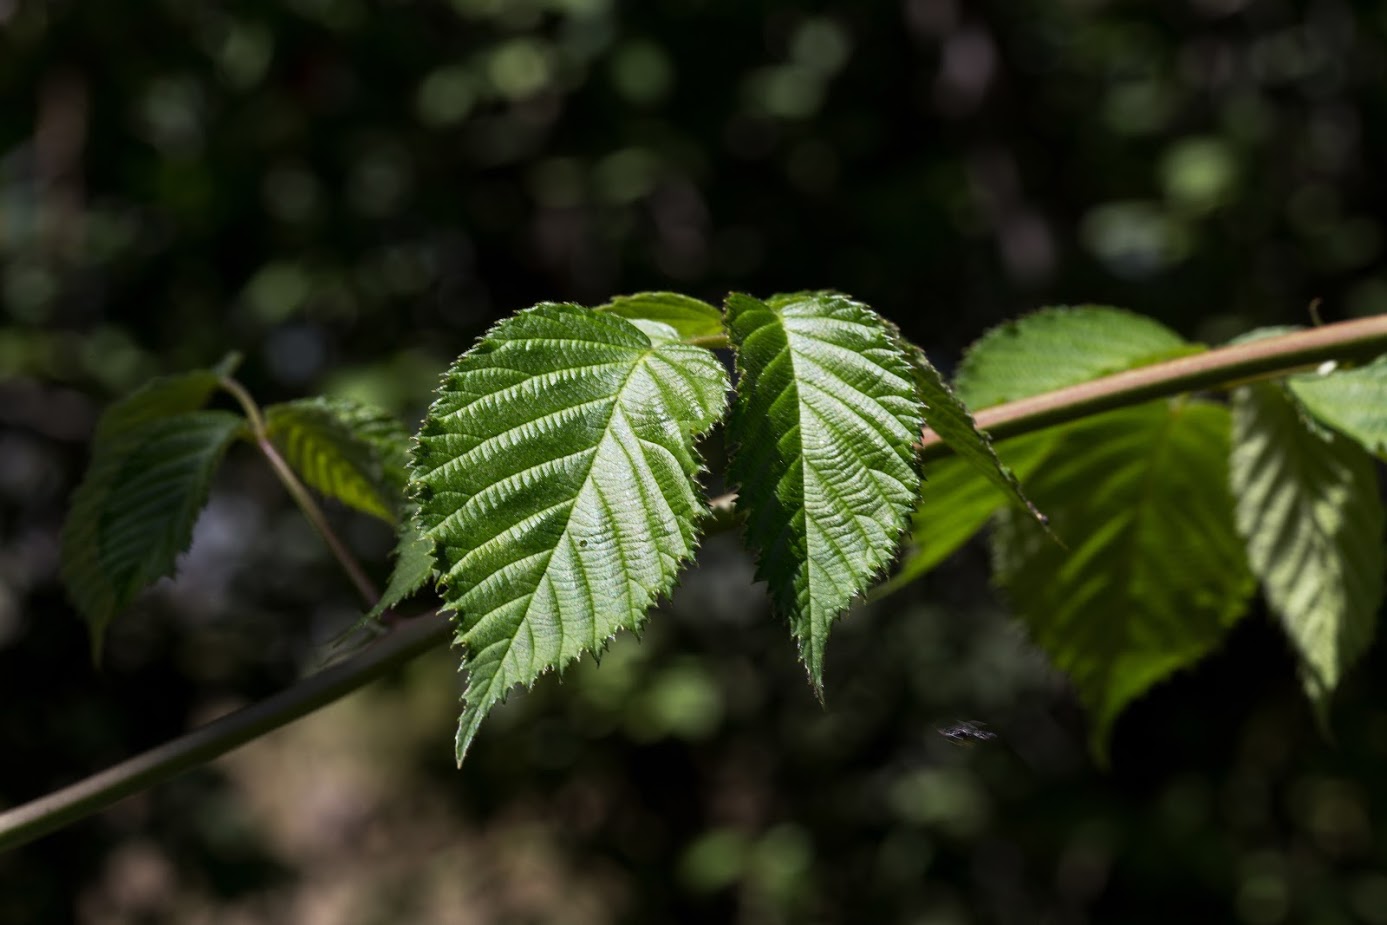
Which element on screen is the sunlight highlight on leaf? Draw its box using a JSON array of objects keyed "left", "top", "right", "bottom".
[
  {"left": 410, "top": 303, "right": 729, "bottom": 762},
  {"left": 1289, "top": 355, "right": 1387, "bottom": 459},
  {"left": 726, "top": 291, "right": 922, "bottom": 690},
  {"left": 955, "top": 306, "right": 1199, "bottom": 410},
  {"left": 595, "top": 291, "right": 725, "bottom": 341},
  {"left": 1230, "top": 383, "right": 1384, "bottom": 721},
  {"left": 265, "top": 396, "right": 411, "bottom": 523}
]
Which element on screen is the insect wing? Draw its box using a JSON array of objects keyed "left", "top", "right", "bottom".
[{"left": 937, "top": 720, "right": 997, "bottom": 746}]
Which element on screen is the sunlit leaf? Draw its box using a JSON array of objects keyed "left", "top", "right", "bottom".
[
  {"left": 62, "top": 371, "right": 239, "bottom": 660},
  {"left": 368, "top": 517, "right": 436, "bottom": 623},
  {"left": 992, "top": 401, "right": 1255, "bottom": 759},
  {"left": 1230, "top": 383, "right": 1384, "bottom": 720},
  {"left": 1288, "top": 355, "right": 1387, "bottom": 459},
  {"left": 955, "top": 306, "right": 1200, "bottom": 410},
  {"left": 411, "top": 303, "right": 729, "bottom": 762},
  {"left": 265, "top": 397, "right": 411, "bottom": 523},
  {"left": 726, "top": 291, "right": 922, "bottom": 690},
  {"left": 595, "top": 291, "right": 725, "bottom": 341}
]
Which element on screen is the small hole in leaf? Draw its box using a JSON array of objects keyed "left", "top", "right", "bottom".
[{"left": 579, "top": 539, "right": 589, "bottom": 548}]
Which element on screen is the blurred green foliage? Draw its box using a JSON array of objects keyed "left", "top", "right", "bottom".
[{"left": 4, "top": 0, "right": 1387, "bottom": 921}]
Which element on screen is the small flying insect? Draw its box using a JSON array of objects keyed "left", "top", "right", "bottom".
[{"left": 937, "top": 720, "right": 998, "bottom": 746}]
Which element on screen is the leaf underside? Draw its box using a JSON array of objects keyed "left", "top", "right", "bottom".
[
  {"left": 725, "top": 291, "right": 923, "bottom": 690},
  {"left": 954, "top": 305, "right": 1200, "bottom": 410},
  {"left": 1289, "top": 355, "right": 1387, "bottom": 459},
  {"left": 908, "top": 349, "right": 1048, "bottom": 527},
  {"left": 411, "top": 303, "right": 729, "bottom": 763},
  {"left": 1230, "top": 383, "right": 1384, "bottom": 719},
  {"left": 886, "top": 431, "right": 1056, "bottom": 593},
  {"left": 265, "top": 396, "right": 411, "bottom": 523},
  {"left": 594, "top": 291, "right": 725, "bottom": 341},
  {"left": 61, "top": 370, "right": 235, "bottom": 660},
  {"left": 992, "top": 401, "right": 1255, "bottom": 760},
  {"left": 891, "top": 305, "right": 1200, "bottom": 588}
]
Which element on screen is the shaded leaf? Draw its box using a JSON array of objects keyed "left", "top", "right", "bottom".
[
  {"left": 595, "top": 291, "right": 724, "bottom": 341},
  {"left": 62, "top": 371, "right": 237, "bottom": 660},
  {"left": 411, "top": 303, "right": 729, "bottom": 762},
  {"left": 991, "top": 401, "right": 1255, "bottom": 759},
  {"left": 97, "top": 411, "right": 245, "bottom": 601},
  {"left": 265, "top": 397, "right": 411, "bottom": 523},
  {"left": 1230, "top": 383, "right": 1384, "bottom": 719},
  {"left": 95, "top": 369, "right": 227, "bottom": 444},
  {"left": 955, "top": 306, "right": 1199, "bottom": 410},
  {"left": 907, "top": 347, "right": 1048, "bottom": 527},
  {"left": 884, "top": 431, "right": 1056, "bottom": 592},
  {"left": 1289, "top": 355, "right": 1387, "bottom": 459},
  {"left": 333, "top": 515, "right": 438, "bottom": 650},
  {"left": 726, "top": 291, "right": 922, "bottom": 690}
]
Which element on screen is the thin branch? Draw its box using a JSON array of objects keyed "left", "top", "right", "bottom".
[
  {"left": 0, "top": 613, "right": 451, "bottom": 853},
  {"left": 218, "top": 377, "right": 380, "bottom": 607},
  {"left": 917, "top": 314, "right": 1387, "bottom": 460},
  {"left": 5, "top": 314, "right": 1386, "bottom": 852}
]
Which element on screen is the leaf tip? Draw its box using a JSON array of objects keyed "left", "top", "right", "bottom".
[{"left": 88, "top": 629, "right": 106, "bottom": 669}]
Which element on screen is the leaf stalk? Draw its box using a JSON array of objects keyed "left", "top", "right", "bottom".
[{"left": 218, "top": 376, "right": 380, "bottom": 607}]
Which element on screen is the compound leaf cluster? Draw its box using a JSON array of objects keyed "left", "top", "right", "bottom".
[{"left": 57, "top": 294, "right": 1387, "bottom": 767}]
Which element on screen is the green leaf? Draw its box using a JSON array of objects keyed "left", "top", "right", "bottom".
[
  {"left": 907, "top": 346, "right": 1048, "bottom": 526},
  {"left": 333, "top": 516, "right": 438, "bottom": 649},
  {"left": 411, "top": 303, "right": 729, "bottom": 762},
  {"left": 991, "top": 401, "right": 1255, "bottom": 759},
  {"left": 955, "top": 306, "right": 1199, "bottom": 410},
  {"left": 62, "top": 370, "right": 237, "bottom": 660},
  {"left": 595, "top": 291, "right": 725, "bottom": 341},
  {"left": 95, "top": 369, "right": 227, "bottom": 444},
  {"left": 264, "top": 397, "right": 411, "bottom": 523},
  {"left": 66, "top": 411, "right": 245, "bottom": 659},
  {"left": 97, "top": 411, "right": 245, "bottom": 598},
  {"left": 1230, "top": 383, "right": 1384, "bottom": 720},
  {"left": 1288, "top": 355, "right": 1387, "bottom": 459},
  {"left": 725, "top": 291, "right": 922, "bottom": 690},
  {"left": 885, "top": 431, "right": 1056, "bottom": 592},
  {"left": 367, "top": 518, "right": 437, "bottom": 623}
]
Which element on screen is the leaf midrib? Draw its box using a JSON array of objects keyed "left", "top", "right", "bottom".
[{"left": 460, "top": 337, "right": 668, "bottom": 703}]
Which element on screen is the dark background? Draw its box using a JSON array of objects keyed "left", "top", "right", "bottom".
[{"left": 4, "top": 0, "right": 1387, "bottom": 921}]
